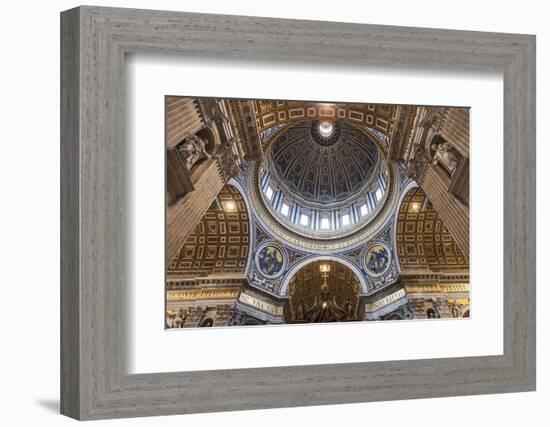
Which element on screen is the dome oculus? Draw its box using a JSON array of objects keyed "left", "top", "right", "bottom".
[
  {"left": 318, "top": 121, "right": 334, "bottom": 137},
  {"left": 311, "top": 120, "right": 342, "bottom": 146}
]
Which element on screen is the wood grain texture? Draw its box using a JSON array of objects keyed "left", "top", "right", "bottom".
[
  {"left": 60, "top": 7, "right": 80, "bottom": 419},
  {"left": 60, "top": 5, "right": 536, "bottom": 420}
]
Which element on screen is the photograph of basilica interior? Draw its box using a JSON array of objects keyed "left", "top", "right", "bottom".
[{"left": 165, "top": 97, "right": 470, "bottom": 328}]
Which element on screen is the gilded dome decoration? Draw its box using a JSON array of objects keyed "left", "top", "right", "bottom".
[
  {"left": 269, "top": 121, "right": 380, "bottom": 205},
  {"left": 256, "top": 120, "right": 391, "bottom": 241}
]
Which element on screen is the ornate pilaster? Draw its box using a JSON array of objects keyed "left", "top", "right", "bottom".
[
  {"left": 229, "top": 100, "right": 263, "bottom": 161},
  {"left": 388, "top": 105, "right": 418, "bottom": 162}
]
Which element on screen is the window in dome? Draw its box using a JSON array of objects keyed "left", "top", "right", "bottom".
[
  {"left": 299, "top": 213, "right": 310, "bottom": 226},
  {"left": 264, "top": 185, "right": 274, "bottom": 201},
  {"left": 360, "top": 203, "right": 369, "bottom": 216},
  {"left": 280, "top": 202, "right": 290, "bottom": 217},
  {"left": 341, "top": 213, "right": 350, "bottom": 226},
  {"left": 375, "top": 187, "right": 383, "bottom": 201},
  {"left": 320, "top": 215, "right": 330, "bottom": 230}
]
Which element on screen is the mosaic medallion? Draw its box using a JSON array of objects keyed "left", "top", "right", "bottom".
[
  {"left": 255, "top": 243, "right": 286, "bottom": 278},
  {"left": 364, "top": 242, "right": 391, "bottom": 277}
]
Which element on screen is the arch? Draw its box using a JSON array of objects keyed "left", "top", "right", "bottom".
[
  {"left": 280, "top": 255, "right": 368, "bottom": 296},
  {"left": 287, "top": 259, "right": 362, "bottom": 323},
  {"left": 383, "top": 312, "right": 404, "bottom": 321},
  {"left": 242, "top": 318, "right": 263, "bottom": 326},
  {"left": 167, "top": 184, "right": 250, "bottom": 277}
]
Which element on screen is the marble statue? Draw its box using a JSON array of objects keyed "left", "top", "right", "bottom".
[
  {"left": 174, "top": 307, "right": 187, "bottom": 328},
  {"left": 178, "top": 134, "right": 210, "bottom": 171},
  {"left": 431, "top": 141, "right": 460, "bottom": 174},
  {"left": 449, "top": 301, "right": 461, "bottom": 318}
]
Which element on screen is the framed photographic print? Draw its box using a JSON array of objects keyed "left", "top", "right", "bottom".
[
  {"left": 163, "top": 96, "right": 470, "bottom": 330},
  {"left": 61, "top": 6, "right": 536, "bottom": 420}
]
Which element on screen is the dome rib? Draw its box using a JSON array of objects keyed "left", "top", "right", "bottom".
[
  {"left": 256, "top": 119, "right": 392, "bottom": 243},
  {"left": 268, "top": 121, "right": 382, "bottom": 206}
]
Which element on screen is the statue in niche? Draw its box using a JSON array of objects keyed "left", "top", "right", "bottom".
[
  {"left": 166, "top": 311, "right": 175, "bottom": 329},
  {"left": 431, "top": 141, "right": 461, "bottom": 175},
  {"left": 178, "top": 134, "right": 210, "bottom": 172},
  {"left": 449, "top": 300, "right": 461, "bottom": 318},
  {"left": 173, "top": 307, "right": 188, "bottom": 328}
]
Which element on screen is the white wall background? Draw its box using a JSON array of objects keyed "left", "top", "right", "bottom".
[{"left": 0, "top": 0, "right": 546, "bottom": 425}]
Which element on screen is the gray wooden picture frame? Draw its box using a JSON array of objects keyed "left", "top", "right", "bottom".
[{"left": 60, "top": 5, "right": 536, "bottom": 421}]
